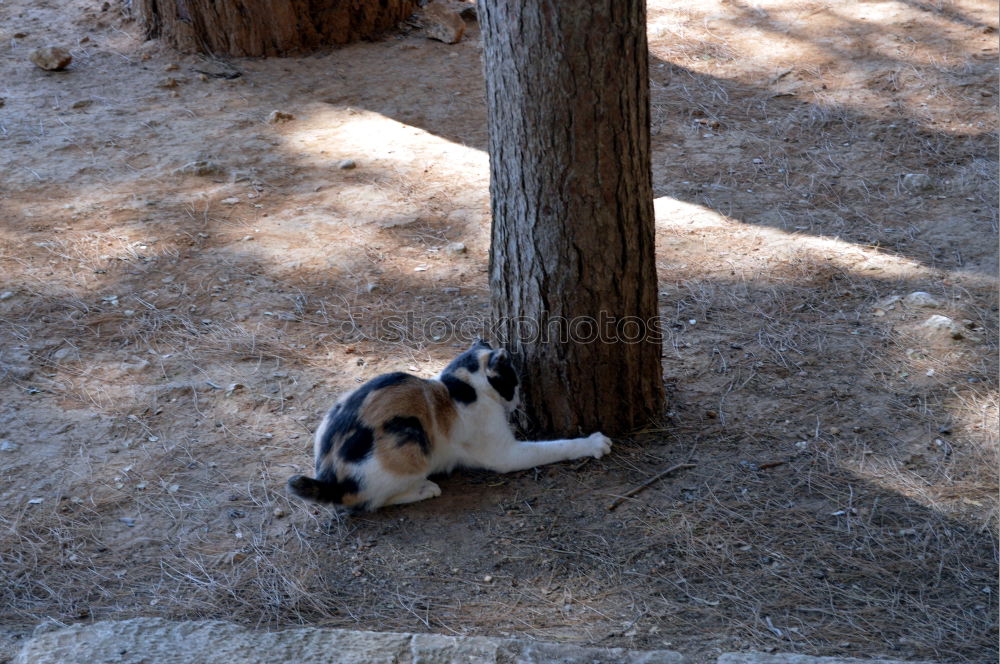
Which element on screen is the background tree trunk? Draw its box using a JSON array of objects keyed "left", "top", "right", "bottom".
[
  {"left": 130, "top": 0, "right": 417, "bottom": 56},
  {"left": 480, "top": 1, "right": 664, "bottom": 437}
]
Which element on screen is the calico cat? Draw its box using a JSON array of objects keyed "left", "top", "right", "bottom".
[{"left": 287, "top": 339, "right": 612, "bottom": 512}]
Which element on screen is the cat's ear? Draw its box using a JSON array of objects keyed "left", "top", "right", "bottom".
[
  {"left": 473, "top": 337, "right": 493, "bottom": 350},
  {"left": 488, "top": 348, "right": 510, "bottom": 369}
]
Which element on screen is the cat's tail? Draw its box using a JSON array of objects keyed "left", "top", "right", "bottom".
[{"left": 287, "top": 474, "right": 342, "bottom": 504}]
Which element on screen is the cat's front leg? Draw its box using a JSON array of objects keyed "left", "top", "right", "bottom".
[{"left": 475, "top": 431, "right": 612, "bottom": 474}]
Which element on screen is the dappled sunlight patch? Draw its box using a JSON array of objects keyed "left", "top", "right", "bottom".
[{"left": 653, "top": 195, "right": 938, "bottom": 282}]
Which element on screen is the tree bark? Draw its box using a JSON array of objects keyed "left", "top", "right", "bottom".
[
  {"left": 480, "top": 1, "right": 664, "bottom": 437},
  {"left": 130, "top": 0, "right": 417, "bottom": 56}
]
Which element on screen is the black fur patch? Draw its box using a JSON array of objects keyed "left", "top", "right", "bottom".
[
  {"left": 317, "top": 371, "right": 413, "bottom": 460},
  {"left": 339, "top": 424, "right": 374, "bottom": 462},
  {"left": 487, "top": 352, "right": 519, "bottom": 402},
  {"left": 384, "top": 415, "right": 430, "bottom": 453},
  {"left": 442, "top": 349, "right": 481, "bottom": 375},
  {"left": 441, "top": 374, "right": 477, "bottom": 404}
]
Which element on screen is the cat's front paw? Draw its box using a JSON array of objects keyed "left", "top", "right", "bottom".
[{"left": 585, "top": 432, "right": 613, "bottom": 458}]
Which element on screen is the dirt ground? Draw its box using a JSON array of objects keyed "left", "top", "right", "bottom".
[{"left": 1, "top": 1, "right": 997, "bottom": 662}]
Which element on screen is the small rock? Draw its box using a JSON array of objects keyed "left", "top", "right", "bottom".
[
  {"left": 421, "top": 1, "right": 465, "bottom": 44},
  {"left": 366, "top": 282, "right": 380, "bottom": 293},
  {"left": 119, "top": 517, "right": 136, "bottom": 527},
  {"left": 0, "top": 291, "right": 14, "bottom": 300},
  {"left": 167, "top": 484, "right": 180, "bottom": 494},
  {"left": 901, "top": 173, "right": 933, "bottom": 192},
  {"left": 336, "top": 159, "right": 357, "bottom": 170},
  {"left": 29, "top": 46, "right": 72, "bottom": 71},
  {"left": 221, "top": 197, "right": 240, "bottom": 205},
  {"left": 483, "top": 575, "right": 493, "bottom": 583},
  {"left": 920, "top": 314, "right": 963, "bottom": 339},
  {"left": 0, "top": 440, "right": 19, "bottom": 452},
  {"left": 268, "top": 110, "right": 294, "bottom": 123},
  {"left": 904, "top": 291, "right": 942, "bottom": 308},
  {"left": 272, "top": 507, "right": 286, "bottom": 518},
  {"left": 874, "top": 294, "right": 901, "bottom": 311},
  {"left": 443, "top": 241, "right": 467, "bottom": 255},
  {"left": 156, "top": 77, "right": 181, "bottom": 89},
  {"left": 175, "top": 160, "right": 224, "bottom": 176},
  {"left": 71, "top": 99, "right": 93, "bottom": 109},
  {"left": 164, "top": 63, "right": 179, "bottom": 71},
  {"left": 377, "top": 215, "right": 420, "bottom": 228},
  {"left": 52, "top": 346, "right": 77, "bottom": 361}
]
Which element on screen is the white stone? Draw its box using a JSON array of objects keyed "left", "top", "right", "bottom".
[
  {"left": 14, "top": 619, "right": 685, "bottom": 664},
  {"left": 719, "top": 654, "right": 935, "bottom": 664},
  {"left": 901, "top": 173, "right": 933, "bottom": 191},
  {"left": 920, "top": 314, "right": 962, "bottom": 339},
  {"left": 903, "top": 291, "right": 942, "bottom": 308}
]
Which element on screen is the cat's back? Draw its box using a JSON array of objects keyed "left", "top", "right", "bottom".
[{"left": 314, "top": 371, "right": 458, "bottom": 478}]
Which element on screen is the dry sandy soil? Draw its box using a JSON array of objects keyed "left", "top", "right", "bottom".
[{"left": 1, "top": 1, "right": 997, "bottom": 662}]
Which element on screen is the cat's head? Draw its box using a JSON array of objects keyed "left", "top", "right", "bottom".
[{"left": 441, "top": 339, "right": 520, "bottom": 411}]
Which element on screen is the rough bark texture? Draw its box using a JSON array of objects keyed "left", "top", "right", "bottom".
[
  {"left": 130, "top": 0, "right": 417, "bottom": 56},
  {"left": 480, "top": 1, "right": 664, "bottom": 437}
]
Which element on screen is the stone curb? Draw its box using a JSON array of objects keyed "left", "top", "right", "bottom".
[{"left": 12, "top": 619, "right": 937, "bottom": 664}]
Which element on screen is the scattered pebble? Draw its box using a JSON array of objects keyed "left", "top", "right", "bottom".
[
  {"left": 904, "top": 291, "right": 942, "bottom": 308},
  {"left": 268, "top": 110, "right": 294, "bottom": 123},
  {"left": 901, "top": 173, "right": 933, "bottom": 192},
  {"left": 414, "top": 265, "right": 429, "bottom": 272},
  {"left": 119, "top": 517, "right": 136, "bottom": 527},
  {"left": 221, "top": 197, "right": 240, "bottom": 205},
  {"left": 27, "top": 498, "right": 44, "bottom": 505},
  {"left": 0, "top": 440, "right": 18, "bottom": 452},
  {"left": 71, "top": 99, "right": 93, "bottom": 109},
  {"left": 421, "top": 1, "right": 466, "bottom": 44},
  {"left": 167, "top": 484, "right": 180, "bottom": 494},
  {"left": 175, "top": 160, "right": 224, "bottom": 176},
  {"left": 337, "top": 159, "right": 357, "bottom": 170},
  {"left": 0, "top": 291, "right": 13, "bottom": 300},
  {"left": 483, "top": 575, "right": 493, "bottom": 583},
  {"left": 366, "top": 282, "right": 380, "bottom": 293},
  {"left": 920, "top": 314, "right": 963, "bottom": 340},
  {"left": 29, "top": 46, "right": 72, "bottom": 71},
  {"left": 272, "top": 507, "right": 285, "bottom": 518},
  {"left": 156, "top": 77, "right": 181, "bottom": 89}
]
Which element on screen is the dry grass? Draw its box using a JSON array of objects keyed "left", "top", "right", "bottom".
[{"left": 1, "top": 0, "right": 997, "bottom": 662}]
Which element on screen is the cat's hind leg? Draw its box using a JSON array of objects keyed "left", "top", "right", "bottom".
[{"left": 383, "top": 479, "right": 442, "bottom": 506}]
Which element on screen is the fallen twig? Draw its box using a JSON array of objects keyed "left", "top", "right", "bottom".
[{"left": 607, "top": 463, "right": 696, "bottom": 511}]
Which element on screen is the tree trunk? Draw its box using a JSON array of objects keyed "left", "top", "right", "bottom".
[
  {"left": 130, "top": 0, "right": 417, "bottom": 56},
  {"left": 480, "top": 0, "right": 664, "bottom": 438}
]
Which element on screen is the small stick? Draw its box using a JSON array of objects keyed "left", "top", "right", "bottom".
[
  {"left": 756, "top": 460, "right": 786, "bottom": 470},
  {"left": 607, "top": 463, "right": 696, "bottom": 511}
]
